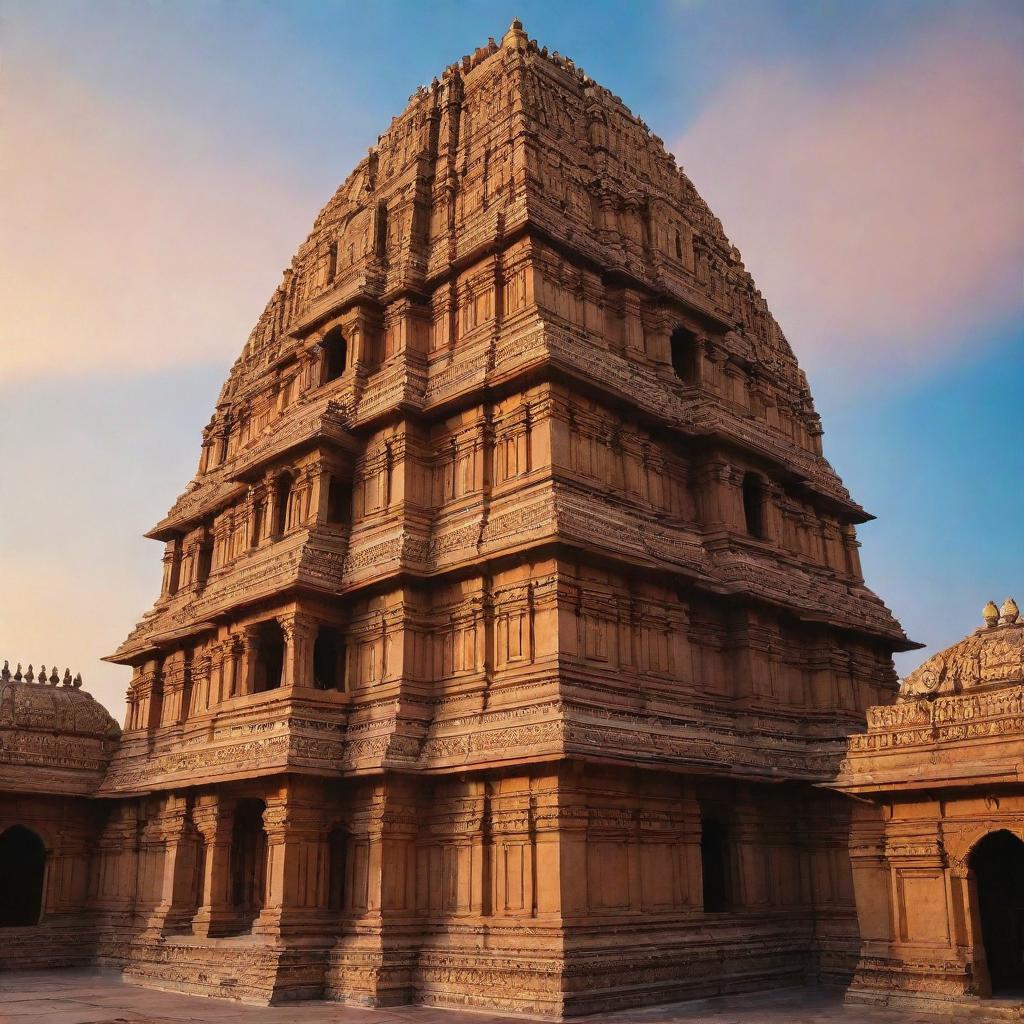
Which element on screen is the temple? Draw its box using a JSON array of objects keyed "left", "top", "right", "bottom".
[{"left": 0, "top": 20, "right": 954, "bottom": 1017}]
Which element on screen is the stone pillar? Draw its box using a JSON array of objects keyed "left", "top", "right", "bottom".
[
  {"left": 253, "top": 784, "right": 329, "bottom": 938},
  {"left": 238, "top": 628, "right": 260, "bottom": 696},
  {"left": 190, "top": 794, "right": 236, "bottom": 938},
  {"left": 279, "top": 613, "right": 316, "bottom": 689},
  {"left": 91, "top": 803, "right": 141, "bottom": 923},
  {"left": 142, "top": 795, "right": 201, "bottom": 935}
]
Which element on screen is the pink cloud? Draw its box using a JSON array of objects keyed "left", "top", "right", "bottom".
[
  {"left": 676, "top": 24, "right": 1024, "bottom": 383},
  {"left": 0, "top": 65, "right": 316, "bottom": 380}
]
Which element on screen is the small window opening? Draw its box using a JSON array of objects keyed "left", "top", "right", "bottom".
[
  {"left": 670, "top": 327, "right": 699, "bottom": 384},
  {"left": 313, "top": 626, "right": 346, "bottom": 691},
  {"left": 675, "top": 230, "right": 683, "bottom": 260},
  {"left": 322, "top": 327, "right": 347, "bottom": 383},
  {"left": 327, "top": 826, "right": 349, "bottom": 912},
  {"left": 254, "top": 620, "right": 285, "bottom": 692},
  {"left": 196, "top": 541, "right": 213, "bottom": 585},
  {"left": 327, "top": 240, "right": 338, "bottom": 283},
  {"left": 700, "top": 814, "right": 731, "bottom": 913},
  {"left": 742, "top": 472, "right": 766, "bottom": 539},
  {"left": 273, "top": 474, "right": 293, "bottom": 536},
  {"left": 251, "top": 498, "right": 264, "bottom": 548},
  {"left": 326, "top": 476, "right": 352, "bottom": 526}
]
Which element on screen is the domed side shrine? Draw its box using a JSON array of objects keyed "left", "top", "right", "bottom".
[
  {"left": 0, "top": 21, "right": 926, "bottom": 1016},
  {"left": 0, "top": 661, "right": 120, "bottom": 963},
  {"left": 832, "top": 598, "right": 1024, "bottom": 1012}
]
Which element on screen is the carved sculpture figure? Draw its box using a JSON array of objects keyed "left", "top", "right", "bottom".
[{"left": 0, "top": 22, "right": 920, "bottom": 1015}]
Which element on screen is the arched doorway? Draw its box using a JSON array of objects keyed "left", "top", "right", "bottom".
[
  {"left": 971, "top": 830, "right": 1024, "bottom": 994},
  {"left": 0, "top": 825, "right": 46, "bottom": 926}
]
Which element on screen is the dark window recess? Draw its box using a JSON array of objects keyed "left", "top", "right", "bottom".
[
  {"left": 254, "top": 620, "right": 285, "bottom": 692},
  {"left": 322, "top": 327, "right": 347, "bottom": 383},
  {"left": 675, "top": 230, "right": 683, "bottom": 260},
  {"left": 700, "top": 816, "right": 731, "bottom": 913},
  {"left": 742, "top": 472, "right": 766, "bottom": 539},
  {"left": 313, "top": 626, "right": 346, "bottom": 691},
  {"left": 327, "top": 477, "right": 352, "bottom": 526},
  {"left": 251, "top": 500, "right": 264, "bottom": 547},
  {"left": 196, "top": 542, "right": 213, "bottom": 585},
  {"left": 0, "top": 825, "right": 46, "bottom": 927},
  {"left": 273, "top": 475, "right": 293, "bottom": 535},
  {"left": 670, "top": 327, "right": 699, "bottom": 383}
]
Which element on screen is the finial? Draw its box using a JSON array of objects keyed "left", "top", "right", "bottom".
[
  {"left": 73, "top": 673, "right": 83, "bottom": 689},
  {"left": 1, "top": 661, "right": 8, "bottom": 682},
  {"left": 62, "top": 668, "right": 72, "bottom": 687},
  {"left": 1001, "top": 597, "right": 1020, "bottom": 625},
  {"left": 501, "top": 17, "right": 527, "bottom": 50},
  {"left": 14, "top": 663, "right": 22, "bottom": 682},
  {"left": 26, "top": 664, "right": 34, "bottom": 683},
  {"left": 983, "top": 600, "right": 1000, "bottom": 627},
  {"left": 49, "top": 666, "right": 59, "bottom": 686}
]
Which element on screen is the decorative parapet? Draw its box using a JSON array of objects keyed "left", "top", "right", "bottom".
[{"left": 835, "top": 599, "right": 1024, "bottom": 794}]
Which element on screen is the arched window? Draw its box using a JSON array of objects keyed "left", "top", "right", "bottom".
[
  {"left": 314, "top": 626, "right": 346, "bottom": 691},
  {"left": 700, "top": 813, "right": 731, "bottom": 913},
  {"left": 228, "top": 799, "right": 267, "bottom": 934},
  {"left": 742, "top": 472, "right": 766, "bottom": 539},
  {"left": 322, "top": 327, "right": 347, "bottom": 384},
  {"left": 670, "top": 327, "right": 699, "bottom": 384},
  {"left": 970, "top": 830, "right": 1024, "bottom": 994},
  {"left": 0, "top": 825, "right": 46, "bottom": 926},
  {"left": 254, "top": 620, "right": 285, "bottom": 692},
  {"left": 327, "top": 826, "right": 349, "bottom": 912},
  {"left": 273, "top": 474, "right": 293, "bottom": 536}
]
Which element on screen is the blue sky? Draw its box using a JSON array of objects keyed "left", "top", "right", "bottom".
[{"left": 1, "top": 0, "right": 1021, "bottom": 716}]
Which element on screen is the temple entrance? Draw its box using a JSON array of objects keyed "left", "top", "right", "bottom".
[
  {"left": 228, "top": 799, "right": 267, "bottom": 933},
  {"left": 972, "top": 830, "right": 1024, "bottom": 995},
  {"left": 0, "top": 825, "right": 46, "bottom": 926}
]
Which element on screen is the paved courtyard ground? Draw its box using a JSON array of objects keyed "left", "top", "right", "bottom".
[{"left": 0, "top": 971, "right": 1000, "bottom": 1024}]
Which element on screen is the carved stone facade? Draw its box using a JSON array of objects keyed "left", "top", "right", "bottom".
[
  {"left": 0, "top": 22, "right": 917, "bottom": 1016},
  {"left": 833, "top": 598, "right": 1024, "bottom": 1014}
]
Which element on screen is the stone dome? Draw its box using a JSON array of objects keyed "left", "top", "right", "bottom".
[
  {"left": 0, "top": 663, "right": 120, "bottom": 739},
  {"left": 899, "top": 597, "right": 1023, "bottom": 700}
]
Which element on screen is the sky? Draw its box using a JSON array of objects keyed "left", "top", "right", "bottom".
[{"left": 1, "top": 0, "right": 1021, "bottom": 719}]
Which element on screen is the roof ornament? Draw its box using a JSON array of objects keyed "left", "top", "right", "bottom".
[
  {"left": 983, "top": 600, "right": 1000, "bottom": 627},
  {"left": 1, "top": 661, "right": 8, "bottom": 682},
  {"left": 501, "top": 18, "right": 527, "bottom": 51},
  {"left": 1001, "top": 597, "right": 1020, "bottom": 625}
]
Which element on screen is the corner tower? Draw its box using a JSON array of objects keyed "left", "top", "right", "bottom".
[{"left": 101, "top": 22, "right": 912, "bottom": 1015}]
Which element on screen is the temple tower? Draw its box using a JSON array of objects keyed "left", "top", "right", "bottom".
[{"left": 98, "top": 21, "right": 911, "bottom": 1014}]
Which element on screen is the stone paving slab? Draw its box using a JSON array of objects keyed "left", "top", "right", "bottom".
[{"left": 0, "top": 971, "right": 992, "bottom": 1024}]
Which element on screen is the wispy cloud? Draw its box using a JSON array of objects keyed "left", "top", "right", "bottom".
[
  {"left": 0, "top": 64, "right": 315, "bottom": 380},
  {"left": 677, "top": 21, "right": 1024, "bottom": 384}
]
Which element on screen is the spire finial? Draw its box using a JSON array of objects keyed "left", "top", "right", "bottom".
[
  {"left": 502, "top": 18, "right": 527, "bottom": 50},
  {"left": 1001, "top": 597, "right": 1020, "bottom": 625},
  {"left": 983, "top": 600, "right": 1000, "bottom": 627}
]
